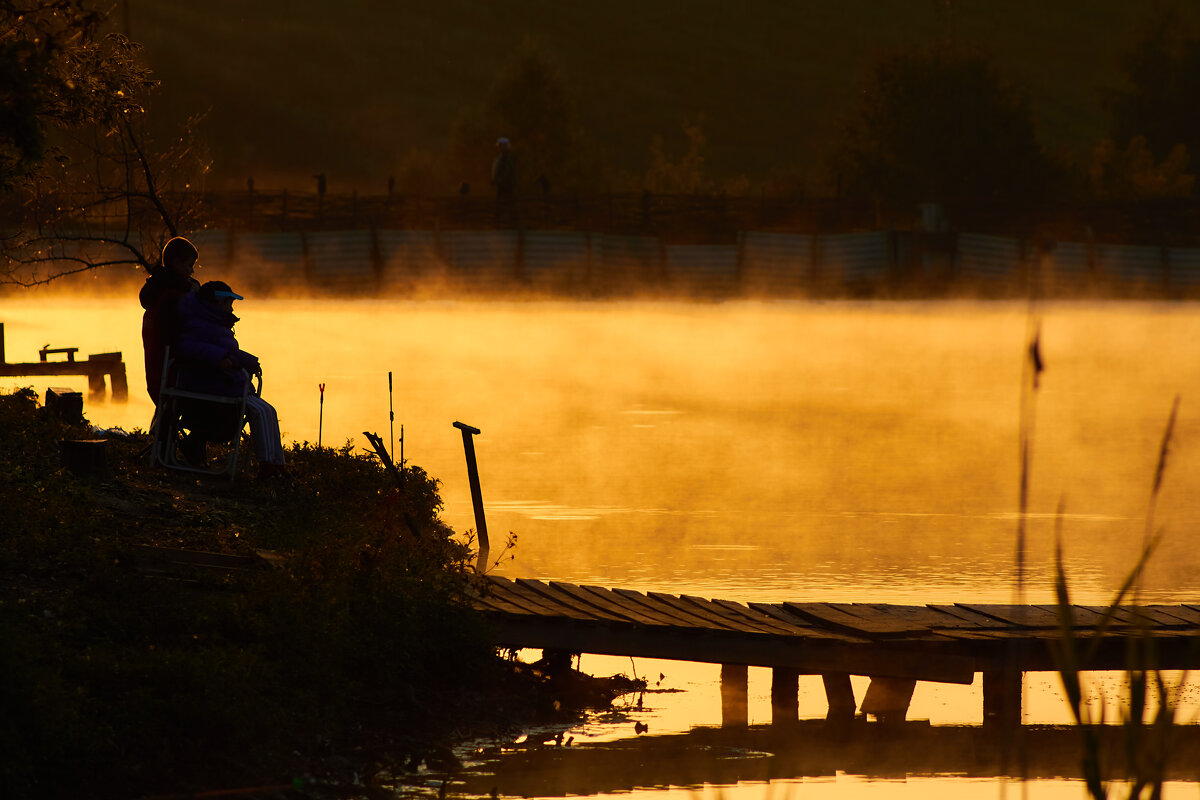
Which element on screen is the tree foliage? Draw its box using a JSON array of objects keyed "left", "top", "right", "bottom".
[
  {"left": 833, "top": 47, "right": 1056, "bottom": 209},
  {"left": 644, "top": 118, "right": 711, "bottom": 195},
  {"left": 450, "top": 41, "right": 599, "bottom": 194},
  {"left": 1108, "top": 9, "right": 1200, "bottom": 168},
  {"left": 0, "top": 1, "right": 211, "bottom": 286},
  {"left": 1089, "top": 135, "right": 1194, "bottom": 201},
  {"left": 0, "top": 0, "right": 151, "bottom": 188}
]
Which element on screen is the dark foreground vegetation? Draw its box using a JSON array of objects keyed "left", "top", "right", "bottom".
[{"left": 0, "top": 388, "right": 631, "bottom": 799}]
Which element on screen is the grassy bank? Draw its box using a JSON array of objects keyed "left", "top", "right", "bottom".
[{"left": 0, "top": 387, "right": 611, "bottom": 798}]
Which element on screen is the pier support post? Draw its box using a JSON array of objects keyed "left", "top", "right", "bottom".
[
  {"left": 861, "top": 677, "right": 916, "bottom": 722},
  {"left": 109, "top": 361, "right": 128, "bottom": 401},
  {"left": 89, "top": 353, "right": 128, "bottom": 402},
  {"left": 537, "top": 649, "right": 574, "bottom": 679},
  {"left": 720, "top": 664, "right": 748, "bottom": 727},
  {"left": 87, "top": 370, "right": 106, "bottom": 401},
  {"left": 770, "top": 667, "right": 799, "bottom": 725},
  {"left": 983, "top": 667, "right": 1022, "bottom": 732},
  {"left": 822, "top": 673, "right": 856, "bottom": 721}
]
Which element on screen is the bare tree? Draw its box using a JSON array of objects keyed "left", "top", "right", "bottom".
[
  {"left": 0, "top": 0, "right": 205, "bottom": 286},
  {"left": 4, "top": 111, "right": 211, "bottom": 285}
]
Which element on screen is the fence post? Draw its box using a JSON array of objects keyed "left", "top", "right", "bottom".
[
  {"left": 584, "top": 231, "right": 594, "bottom": 288},
  {"left": 735, "top": 229, "right": 747, "bottom": 292},
  {"left": 515, "top": 226, "right": 526, "bottom": 283},
  {"left": 370, "top": 225, "right": 384, "bottom": 288}
]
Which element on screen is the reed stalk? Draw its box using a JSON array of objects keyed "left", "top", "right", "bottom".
[{"left": 1051, "top": 396, "right": 1185, "bottom": 799}]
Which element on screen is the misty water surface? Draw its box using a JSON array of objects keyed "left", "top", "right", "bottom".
[
  {"left": 6, "top": 297, "right": 1200, "bottom": 798},
  {"left": 5, "top": 297, "right": 1197, "bottom": 605}
]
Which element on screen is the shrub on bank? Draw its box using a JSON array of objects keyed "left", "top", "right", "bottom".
[{"left": 0, "top": 388, "right": 545, "bottom": 798}]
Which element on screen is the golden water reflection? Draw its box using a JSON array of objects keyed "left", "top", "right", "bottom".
[{"left": 5, "top": 296, "right": 1200, "bottom": 797}]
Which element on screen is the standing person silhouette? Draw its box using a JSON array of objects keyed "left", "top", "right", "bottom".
[
  {"left": 491, "top": 136, "right": 517, "bottom": 225},
  {"left": 175, "top": 281, "right": 290, "bottom": 480},
  {"left": 140, "top": 236, "right": 200, "bottom": 404}
]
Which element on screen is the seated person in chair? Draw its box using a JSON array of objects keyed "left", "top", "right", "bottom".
[{"left": 176, "top": 281, "right": 289, "bottom": 478}]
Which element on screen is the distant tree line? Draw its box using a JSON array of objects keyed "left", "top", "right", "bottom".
[
  {"left": 415, "top": 10, "right": 1200, "bottom": 217},
  {"left": 5, "top": 3, "right": 1200, "bottom": 283}
]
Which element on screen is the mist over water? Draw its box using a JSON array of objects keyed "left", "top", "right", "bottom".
[
  {"left": 8, "top": 295, "right": 1200, "bottom": 795},
  {"left": 5, "top": 297, "right": 1200, "bottom": 605}
]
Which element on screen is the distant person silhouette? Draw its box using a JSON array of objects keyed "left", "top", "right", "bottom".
[
  {"left": 491, "top": 137, "right": 517, "bottom": 225},
  {"left": 491, "top": 137, "right": 516, "bottom": 198},
  {"left": 175, "top": 281, "right": 290, "bottom": 479},
  {"left": 140, "top": 236, "right": 200, "bottom": 404}
]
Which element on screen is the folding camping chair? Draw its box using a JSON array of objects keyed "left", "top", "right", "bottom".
[{"left": 151, "top": 348, "right": 260, "bottom": 479}]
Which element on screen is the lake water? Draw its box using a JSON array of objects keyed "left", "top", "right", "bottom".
[{"left": 4, "top": 294, "right": 1200, "bottom": 797}]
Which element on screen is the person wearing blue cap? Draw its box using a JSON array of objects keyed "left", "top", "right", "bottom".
[{"left": 175, "top": 280, "right": 289, "bottom": 479}]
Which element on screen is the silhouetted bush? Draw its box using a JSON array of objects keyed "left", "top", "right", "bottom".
[{"left": 0, "top": 389, "right": 535, "bottom": 798}]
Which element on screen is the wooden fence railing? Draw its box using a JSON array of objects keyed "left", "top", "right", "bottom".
[{"left": 18, "top": 190, "right": 1200, "bottom": 246}]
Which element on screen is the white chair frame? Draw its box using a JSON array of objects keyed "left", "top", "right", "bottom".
[{"left": 151, "top": 348, "right": 260, "bottom": 479}]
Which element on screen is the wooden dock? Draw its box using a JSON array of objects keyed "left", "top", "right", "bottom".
[
  {"left": 0, "top": 323, "right": 128, "bottom": 401},
  {"left": 473, "top": 576, "right": 1200, "bottom": 728}
]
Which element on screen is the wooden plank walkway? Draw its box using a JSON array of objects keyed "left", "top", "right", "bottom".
[{"left": 473, "top": 576, "right": 1200, "bottom": 725}]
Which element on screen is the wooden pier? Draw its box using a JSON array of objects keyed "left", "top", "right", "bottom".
[
  {"left": 0, "top": 323, "right": 128, "bottom": 401},
  {"left": 474, "top": 576, "right": 1200, "bottom": 729}
]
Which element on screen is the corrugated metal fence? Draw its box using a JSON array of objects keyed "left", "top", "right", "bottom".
[{"left": 184, "top": 228, "right": 1200, "bottom": 296}]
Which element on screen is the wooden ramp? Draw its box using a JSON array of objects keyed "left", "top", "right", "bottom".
[{"left": 472, "top": 576, "right": 1200, "bottom": 726}]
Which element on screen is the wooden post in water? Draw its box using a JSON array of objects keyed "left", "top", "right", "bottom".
[
  {"left": 822, "top": 673, "right": 856, "bottom": 721},
  {"left": 770, "top": 667, "right": 799, "bottom": 725},
  {"left": 983, "top": 667, "right": 1022, "bottom": 732},
  {"left": 860, "top": 676, "right": 917, "bottom": 722},
  {"left": 85, "top": 353, "right": 128, "bottom": 401},
  {"left": 720, "top": 664, "right": 748, "bottom": 727},
  {"left": 454, "top": 421, "right": 489, "bottom": 572}
]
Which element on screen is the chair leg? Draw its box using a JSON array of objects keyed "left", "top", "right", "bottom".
[{"left": 151, "top": 394, "right": 251, "bottom": 479}]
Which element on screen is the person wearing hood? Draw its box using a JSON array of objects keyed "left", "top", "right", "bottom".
[
  {"left": 175, "top": 281, "right": 289, "bottom": 479},
  {"left": 140, "top": 236, "right": 200, "bottom": 404}
]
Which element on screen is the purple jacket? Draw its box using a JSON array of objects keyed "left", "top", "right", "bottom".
[{"left": 175, "top": 292, "right": 261, "bottom": 397}]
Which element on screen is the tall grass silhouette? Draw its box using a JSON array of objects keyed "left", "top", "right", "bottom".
[{"left": 1050, "top": 395, "right": 1187, "bottom": 799}]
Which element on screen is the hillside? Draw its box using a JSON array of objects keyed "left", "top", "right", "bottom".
[{"left": 126, "top": 1, "right": 1199, "bottom": 194}]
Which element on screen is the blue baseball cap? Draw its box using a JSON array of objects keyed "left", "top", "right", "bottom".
[{"left": 199, "top": 280, "right": 244, "bottom": 302}]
